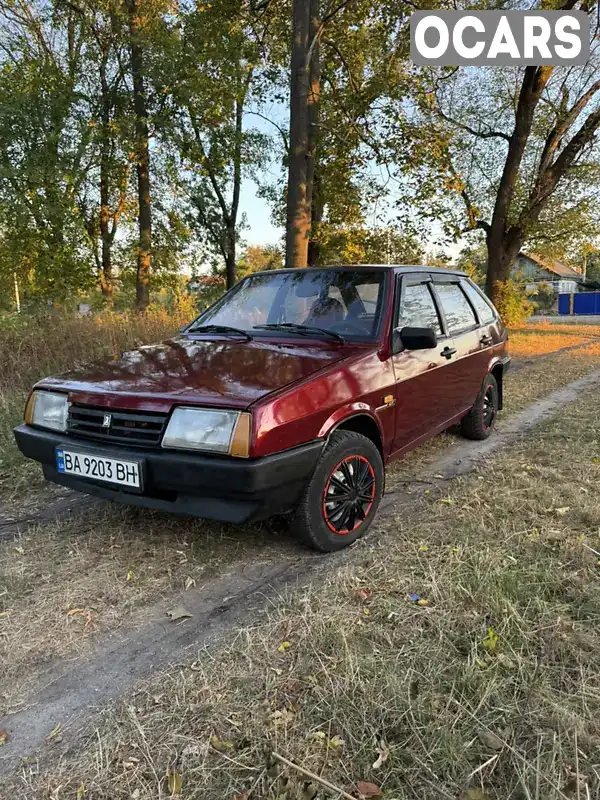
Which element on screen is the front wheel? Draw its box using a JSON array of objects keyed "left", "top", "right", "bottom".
[
  {"left": 461, "top": 373, "right": 499, "bottom": 440},
  {"left": 291, "top": 430, "right": 384, "bottom": 552}
]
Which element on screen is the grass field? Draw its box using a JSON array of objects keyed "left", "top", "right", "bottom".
[{"left": 7, "top": 357, "right": 600, "bottom": 799}]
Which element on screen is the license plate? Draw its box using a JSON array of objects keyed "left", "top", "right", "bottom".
[{"left": 56, "top": 449, "right": 141, "bottom": 488}]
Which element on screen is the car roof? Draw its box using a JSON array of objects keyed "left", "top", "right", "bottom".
[{"left": 248, "top": 265, "right": 468, "bottom": 277}]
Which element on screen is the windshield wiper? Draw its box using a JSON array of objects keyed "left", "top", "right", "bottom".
[
  {"left": 185, "top": 324, "right": 252, "bottom": 341},
  {"left": 253, "top": 323, "right": 344, "bottom": 343}
]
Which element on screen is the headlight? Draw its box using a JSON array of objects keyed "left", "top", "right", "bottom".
[
  {"left": 162, "top": 407, "right": 251, "bottom": 457},
  {"left": 26, "top": 390, "right": 69, "bottom": 432}
]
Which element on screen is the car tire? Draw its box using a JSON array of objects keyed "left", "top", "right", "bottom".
[
  {"left": 461, "top": 373, "right": 499, "bottom": 440},
  {"left": 291, "top": 430, "right": 384, "bottom": 553}
]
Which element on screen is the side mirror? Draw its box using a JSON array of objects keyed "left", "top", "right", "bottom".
[{"left": 399, "top": 326, "right": 438, "bottom": 351}]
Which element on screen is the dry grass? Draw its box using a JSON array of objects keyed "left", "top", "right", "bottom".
[
  {"left": 508, "top": 332, "right": 593, "bottom": 357},
  {"left": 522, "top": 321, "right": 600, "bottom": 336},
  {"left": 12, "top": 378, "right": 600, "bottom": 799},
  {"left": 0, "top": 505, "right": 298, "bottom": 715}
]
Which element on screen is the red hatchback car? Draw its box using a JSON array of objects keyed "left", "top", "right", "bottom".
[{"left": 15, "top": 266, "right": 509, "bottom": 551}]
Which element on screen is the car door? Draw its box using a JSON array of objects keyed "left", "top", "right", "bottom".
[
  {"left": 390, "top": 274, "right": 452, "bottom": 453},
  {"left": 430, "top": 278, "right": 483, "bottom": 418}
]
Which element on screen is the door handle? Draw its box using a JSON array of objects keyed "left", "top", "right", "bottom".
[
  {"left": 480, "top": 335, "right": 493, "bottom": 346},
  {"left": 440, "top": 346, "right": 457, "bottom": 359}
]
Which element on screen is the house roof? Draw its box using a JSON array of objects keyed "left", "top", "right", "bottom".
[{"left": 521, "top": 252, "right": 581, "bottom": 279}]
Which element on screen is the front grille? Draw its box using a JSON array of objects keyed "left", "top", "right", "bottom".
[{"left": 67, "top": 405, "right": 168, "bottom": 448}]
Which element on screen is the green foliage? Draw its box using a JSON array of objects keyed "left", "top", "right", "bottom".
[
  {"left": 314, "top": 225, "right": 423, "bottom": 266},
  {"left": 237, "top": 245, "right": 283, "bottom": 276},
  {"left": 454, "top": 241, "right": 487, "bottom": 286},
  {"left": 493, "top": 280, "right": 536, "bottom": 327},
  {"left": 532, "top": 282, "right": 555, "bottom": 313}
]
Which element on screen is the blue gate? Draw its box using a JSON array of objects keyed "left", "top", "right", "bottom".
[{"left": 558, "top": 292, "right": 600, "bottom": 315}]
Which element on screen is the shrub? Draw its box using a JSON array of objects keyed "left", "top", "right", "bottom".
[
  {"left": 532, "top": 281, "right": 555, "bottom": 313},
  {"left": 492, "top": 279, "right": 536, "bottom": 326}
]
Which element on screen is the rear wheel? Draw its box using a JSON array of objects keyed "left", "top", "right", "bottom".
[
  {"left": 461, "top": 373, "right": 499, "bottom": 440},
  {"left": 291, "top": 430, "right": 384, "bottom": 552}
]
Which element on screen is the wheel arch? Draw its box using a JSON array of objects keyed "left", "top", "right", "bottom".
[
  {"left": 489, "top": 361, "right": 504, "bottom": 410},
  {"left": 319, "top": 407, "right": 384, "bottom": 460}
]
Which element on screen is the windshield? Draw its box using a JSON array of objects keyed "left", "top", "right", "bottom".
[{"left": 189, "top": 269, "right": 388, "bottom": 341}]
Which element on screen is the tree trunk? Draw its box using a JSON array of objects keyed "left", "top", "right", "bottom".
[
  {"left": 305, "top": 0, "right": 320, "bottom": 234},
  {"left": 285, "top": 0, "right": 311, "bottom": 268},
  {"left": 99, "top": 56, "right": 113, "bottom": 297},
  {"left": 126, "top": 0, "right": 152, "bottom": 311},
  {"left": 485, "top": 230, "right": 523, "bottom": 301},
  {"left": 308, "top": 170, "right": 323, "bottom": 266},
  {"left": 224, "top": 244, "right": 236, "bottom": 290}
]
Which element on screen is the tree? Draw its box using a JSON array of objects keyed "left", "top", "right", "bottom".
[
  {"left": 124, "top": 0, "right": 152, "bottom": 310},
  {"left": 285, "top": 0, "right": 320, "bottom": 269},
  {"left": 314, "top": 225, "right": 423, "bottom": 265},
  {"left": 65, "top": 0, "right": 133, "bottom": 297},
  {"left": 160, "top": 0, "right": 275, "bottom": 288},
  {"left": 280, "top": 0, "right": 418, "bottom": 268},
  {"left": 407, "top": 4, "right": 600, "bottom": 301},
  {"left": 0, "top": 0, "right": 97, "bottom": 299},
  {"left": 237, "top": 244, "right": 283, "bottom": 276}
]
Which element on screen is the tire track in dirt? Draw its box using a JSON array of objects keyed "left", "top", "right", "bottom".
[{"left": 2, "top": 367, "right": 600, "bottom": 778}]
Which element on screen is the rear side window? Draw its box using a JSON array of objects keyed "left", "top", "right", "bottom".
[
  {"left": 461, "top": 280, "right": 496, "bottom": 324},
  {"left": 399, "top": 283, "right": 442, "bottom": 335},
  {"left": 435, "top": 283, "right": 477, "bottom": 333}
]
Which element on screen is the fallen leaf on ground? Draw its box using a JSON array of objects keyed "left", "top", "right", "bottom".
[
  {"left": 464, "top": 789, "right": 492, "bottom": 800},
  {"left": 356, "top": 781, "right": 382, "bottom": 799},
  {"left": 233, "top": 791, "right": 250, "bottom": 800},
  {"left": 210, "top": 735, "right": 234, "bottom": 752},
  {"left": 477, "top": 729, "right": 504, "bottom": 751},
  {"left": 354, "top": 587, "right": 372, "bottom": 602},
  {"left": 166, "top": 605, "right": 192, "bottom": 622},
  {"left": 48, "top": 724, "right": 62, "bottom": 739},
  {"left": 278, "top": 640, "right": 291, "bottom": 653},
  {"left": 328, "top": 735, "right": 344, "bottom": 749},
  {"left": 372, "top": 738, "right": 389, "bottom": 769},
  {"left": 126, "top": 568, "right": 134, "bottom": 581},
  {"left": 167, "top": 768, "right": 182, "bottom": 795},
  {"left": 482, "top": 627, "right": 499, "bottom": 651},
  {"left": 0, "top": 728, "right": 8, "bottom": 745},
  {"left": 556, "top": 506, "right": 570, "bottom": 515},
  {"left": 184, "top": 576, "right": 196, "bottom": 591}
]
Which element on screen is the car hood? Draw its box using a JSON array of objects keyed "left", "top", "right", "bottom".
[{"left": 37, "top": 336, "right": 358, "bottom": 411}]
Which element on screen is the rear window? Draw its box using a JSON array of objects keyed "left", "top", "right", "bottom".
[
  {"left": 460, "top": 280, "right": 496, "bottom": 324},
  {"left": 435, "top": 283, "right": 477, "bottom": 333}
]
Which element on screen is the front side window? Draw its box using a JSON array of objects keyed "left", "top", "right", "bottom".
[
  {"left": 398, "top": 283, "right": 442, "bottom": 335},
  {"left": 435, "top": 283, "right": 477, "bottom": 333},
  {"left": 190, "top": 269, "right": 387, "bottom": 341}
]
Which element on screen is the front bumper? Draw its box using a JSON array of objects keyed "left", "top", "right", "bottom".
[{"left": 13, "top": 425, "right": 323, "bottom": 524}]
